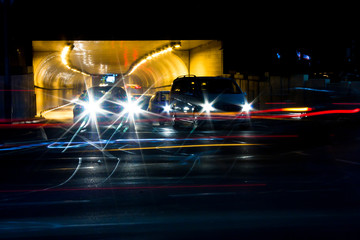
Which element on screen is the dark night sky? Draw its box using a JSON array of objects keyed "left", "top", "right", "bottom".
[{"left": 3, "top": 0, "right": 357, "bottom": 75}]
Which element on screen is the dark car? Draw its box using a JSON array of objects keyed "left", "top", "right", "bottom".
[
  {"left": 170, "top": 76, "right": 251, "bottom": 128},
  {"left": 73, "top": 86, "right": 128, "bottom": 125},
  {"left": 131, "top": 94, "right": 152, "bottom": 111},
  {"left": 147, "top": 91, "right": 171, "bottom": 125}
]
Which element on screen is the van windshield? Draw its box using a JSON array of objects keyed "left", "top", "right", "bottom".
[
  {"left": 199, "top": 79, "right": 242, "bottom": 94},
  {"left": 80, "top": 87, "right": 127, "bottom": 101}
]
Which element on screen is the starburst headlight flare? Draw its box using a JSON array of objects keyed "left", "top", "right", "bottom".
[
  {"left": 84, "top": 101, "right": 102, "bottom": 114},
  {"left": 163, "top": 104, "right": 171, "bottom": 113},
  {"left": 201, "top": 102, "right": 215, "bottom": 112},
  {"left": 242, "top": 103, "right": 253, "bottom": 113},
  {"left": 123, "top": 100, "right": 141, "bottom": 115}
]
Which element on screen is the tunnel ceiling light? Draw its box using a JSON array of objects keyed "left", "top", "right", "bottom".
[
  {"left": 173, "top": 43, "right": 181, "bottom": 48},
  {"left": 170, "top": 41, "right": 181, "bottom": 49},
  {"left": 126, "top": 43, "right": 181, "bottom": 76},
  {"left": 61, "top": 45, "right": 71, "bottom": 65},
  {"left": 60, "top": 44, "right": 90, "bottom": 77},
  {"left": 60, "top": 41, "right": 182, "bottom": 77}
]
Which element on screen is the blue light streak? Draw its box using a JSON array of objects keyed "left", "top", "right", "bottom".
[
  {"left": 48, "top": 137, "right": 224, "bottom": 149},
  {"left": 0, "top": 137, "right": 224, "bottom": 151},
  {"left": 0, "top": 142, "right": 49, "bottom": 151}
]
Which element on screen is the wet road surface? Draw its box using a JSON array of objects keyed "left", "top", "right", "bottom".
[{"left": 1, "top": 119, "right": 360, "bottom": 239}]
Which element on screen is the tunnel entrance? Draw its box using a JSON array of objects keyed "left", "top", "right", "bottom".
[{"left": 32, "top": 40, "right": 223, "bottom": 119}]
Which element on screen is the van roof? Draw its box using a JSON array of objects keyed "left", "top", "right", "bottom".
[{"left": 173, "top": 76, "right": 234, "bottom": 82}]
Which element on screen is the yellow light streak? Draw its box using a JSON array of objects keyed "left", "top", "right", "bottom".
[
  {"left": 282, "top": 107, "right": 311, "bottom": 112},
  {"left": 84, "top": 143, "right": 263, "bottom": 152}
]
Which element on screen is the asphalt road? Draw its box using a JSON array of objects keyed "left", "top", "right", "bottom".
[{"left": 1, "top": 119, "right": 360, "bottom": 239}]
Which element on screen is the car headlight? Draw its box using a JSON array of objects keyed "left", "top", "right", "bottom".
[
  {"left": 85, "top": 101, "right": 102, "bottom": 113},
  {"left": 163, "top": 104, "right": 171, "bottom": 113},
  {"left": 201, "top": 102, "right": 215, "bottom": 112},
  {"left": 123, "top": 100, "right": 141, "bottom": 114},
  {"left": 241, "top": 103, "right": 252, "bottom": 113}
]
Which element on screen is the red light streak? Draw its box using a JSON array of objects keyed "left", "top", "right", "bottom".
[
  {"left": 302, "top": 108, "right": 360, "bottom": 117},
  {"left": 250, "top": 108, "right": 360, "bottom": 119},
  {"left": 0, "top": 123, "right": 64, "bottom": 128},
  {"left": 132, "top": 49, "right": 138, "bottom": 61},
  {"left": 332, "top": 103, "right": 360, "bottom": 105},
  {"left": 0, "top": 89, "right": 35, "bottom": 92},
  {"left": 250, "top": 114, "right": 301, "bottom": 119},
  {"left": 216, "top": 134, "right": 298, "bottom": 138},
  {"left": 123, "top": 47, "right": 128, "bottom": 68},
  {"left": 0, "top": 108, "right": 358, "bottom": 129}
]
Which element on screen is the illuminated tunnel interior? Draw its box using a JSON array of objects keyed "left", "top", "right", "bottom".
[{"left": 32, "top": 40, "right": 223, "bottom": 118}]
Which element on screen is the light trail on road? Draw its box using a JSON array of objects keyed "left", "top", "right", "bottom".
[
  {"left": 83, "top": 143, "right": 264, "bottom": 153},
  {"left": 0, "top": 183, "right": 267, "bottom": 193},
  {"left": 0, "top": 134, "right": 294, "bottom": 152}
]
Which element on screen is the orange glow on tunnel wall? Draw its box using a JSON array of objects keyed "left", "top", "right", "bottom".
[
  {"left": 189, "top": 40, "right": 223, "bottom": 77},
  {"left": 32, "top": 40, "right": 223, "bottom": 116},
  {"left": 33, "top": 44, "right": 92, "bottom": 115},
  {"left": 129, "top": 52, "right": 188, "bottom": 90}
]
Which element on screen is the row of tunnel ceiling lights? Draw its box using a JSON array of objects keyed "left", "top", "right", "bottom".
[
  {"left": 61, "top": 45, "right": 90, "bottom": 77},
  {"left": 60, "top": 42, "right": 181, "bottom": 77}
]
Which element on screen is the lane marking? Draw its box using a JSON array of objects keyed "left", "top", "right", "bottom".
[{"left": 336, "top": 159, "right": 360, "bottom": 166}]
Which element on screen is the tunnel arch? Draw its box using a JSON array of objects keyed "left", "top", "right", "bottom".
[
  {"left": 32, "top": 40, "right": 222, "bottom": 118},
  {"left": 33, "top": 51, "right": 92, "bottom": 115},
  {"left": 34, "top": 52, "right": 91, "bottom": 90},
  {"left": 128, "top": 52, "right": 188, "bottom": 92},
  {"left": 33, "top": 49, "right": 187, "bottom": 114}
]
